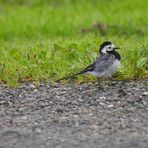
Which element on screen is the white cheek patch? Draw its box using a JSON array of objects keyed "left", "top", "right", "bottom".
[
  {"left": 107, "top": 44, "right": 115, "bottom": 51},
  {"left": 101, "top": 44, "right": 116, "bottom": 53},
  {"left": 101, "top": 47, "right": 107, "bottom": 53},
  {"left": 107, "top": 47, "right": 112, "bottom": 51}
]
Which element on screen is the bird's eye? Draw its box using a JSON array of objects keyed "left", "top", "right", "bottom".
[{"left": 108, "top": 47, "right": 111, "bottom": 49}]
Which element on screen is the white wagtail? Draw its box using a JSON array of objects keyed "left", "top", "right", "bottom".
[{"left": 56, "top": 41, "right": 121, "bottom": 87}]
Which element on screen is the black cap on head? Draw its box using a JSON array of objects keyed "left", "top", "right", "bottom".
[
  {"left": 100, "top": 41, "right": 112, "bottom": 50},
  {"left": 99, "top": 41, "right": 112, "bottom": 54}
]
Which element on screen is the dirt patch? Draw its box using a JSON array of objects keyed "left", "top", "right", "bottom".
[{"left": 0, "top": 80, "right": 148, "bottom": 148}]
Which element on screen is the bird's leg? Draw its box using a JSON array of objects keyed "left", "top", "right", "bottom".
[{"left": 97, "top": 77, "right": 102, "bottom": 89}]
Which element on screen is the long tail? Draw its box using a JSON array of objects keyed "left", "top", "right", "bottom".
[
  {"left": 55, "top": 63, "right": 95, "bottom": 82},
  {"left": 55, "top": 71, "right": 85, "bottom": 82}
]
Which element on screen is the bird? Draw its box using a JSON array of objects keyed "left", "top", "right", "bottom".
[{"left": 56, "top": 41, "right": 121, "bottom": 88}]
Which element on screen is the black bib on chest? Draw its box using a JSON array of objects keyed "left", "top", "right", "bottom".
[{"left": 108, "top": 51, "right": 121, "bottom": 60}]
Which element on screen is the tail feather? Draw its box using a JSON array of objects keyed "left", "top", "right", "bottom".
[
  {"left": 55, "top": 63, "right": 95, "bottom": 82},
  {"left": 55, "top": 71, "right": 85, "bottom": 82}
]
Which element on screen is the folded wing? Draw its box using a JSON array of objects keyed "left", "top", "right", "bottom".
[{"left": 94, "top": 54, "right": 115, "bottom": 73}]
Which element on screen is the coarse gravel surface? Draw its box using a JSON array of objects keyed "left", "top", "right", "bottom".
[{"left": 0, "top": 80, "right": 148, "bottom": 148}]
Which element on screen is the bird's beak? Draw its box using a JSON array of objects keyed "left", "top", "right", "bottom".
[{"left": 114, "top": 47, "right": 120, "bottom": 50}]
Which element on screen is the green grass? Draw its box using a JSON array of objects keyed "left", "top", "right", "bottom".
[{"left": 0, "top": 0, "right": 148, "bottom": 86}]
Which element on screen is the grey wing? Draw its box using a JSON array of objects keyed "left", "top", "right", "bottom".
[{"left": 94, "top": 54, "right": 115, "bottom": 73}]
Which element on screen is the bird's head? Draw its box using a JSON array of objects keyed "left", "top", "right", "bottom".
[{"left": 99, "top": 41, "right": 120, "bottom": 54}]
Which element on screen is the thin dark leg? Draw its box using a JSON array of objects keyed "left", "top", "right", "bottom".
[{"left": 97, "top": 77, "right": 101, "bottom": 88}]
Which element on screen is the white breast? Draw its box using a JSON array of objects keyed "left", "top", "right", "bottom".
[{"left": 108, "top": 59, "right": 120, "bottom": 75}]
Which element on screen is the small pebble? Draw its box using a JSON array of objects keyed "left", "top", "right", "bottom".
[
  {"left": 99, "top": 96, "right": 106, "bottom": 99},
  {"left": 107, "top": 104, "right": 114, "bottom": 108},
  {"left": 142, "top": 92, "right": 148, "bottom": 96},
  {"left": 56, "top": 108, "right": 64, "bottom": 113},
  {"left": 34, "top": 128, "right": 42, "bottom": 134},
  {"left": 29, "top": 84, "right": 36, "bottom": 89}
]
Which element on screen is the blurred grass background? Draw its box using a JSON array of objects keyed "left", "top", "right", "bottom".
[{"left": 0, "top": 0, "right": 147, "bottom": 86}]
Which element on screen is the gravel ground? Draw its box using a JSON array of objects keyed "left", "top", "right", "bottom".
[{"left": 0, "top": 80, "right": 148, "bottom": 148}]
